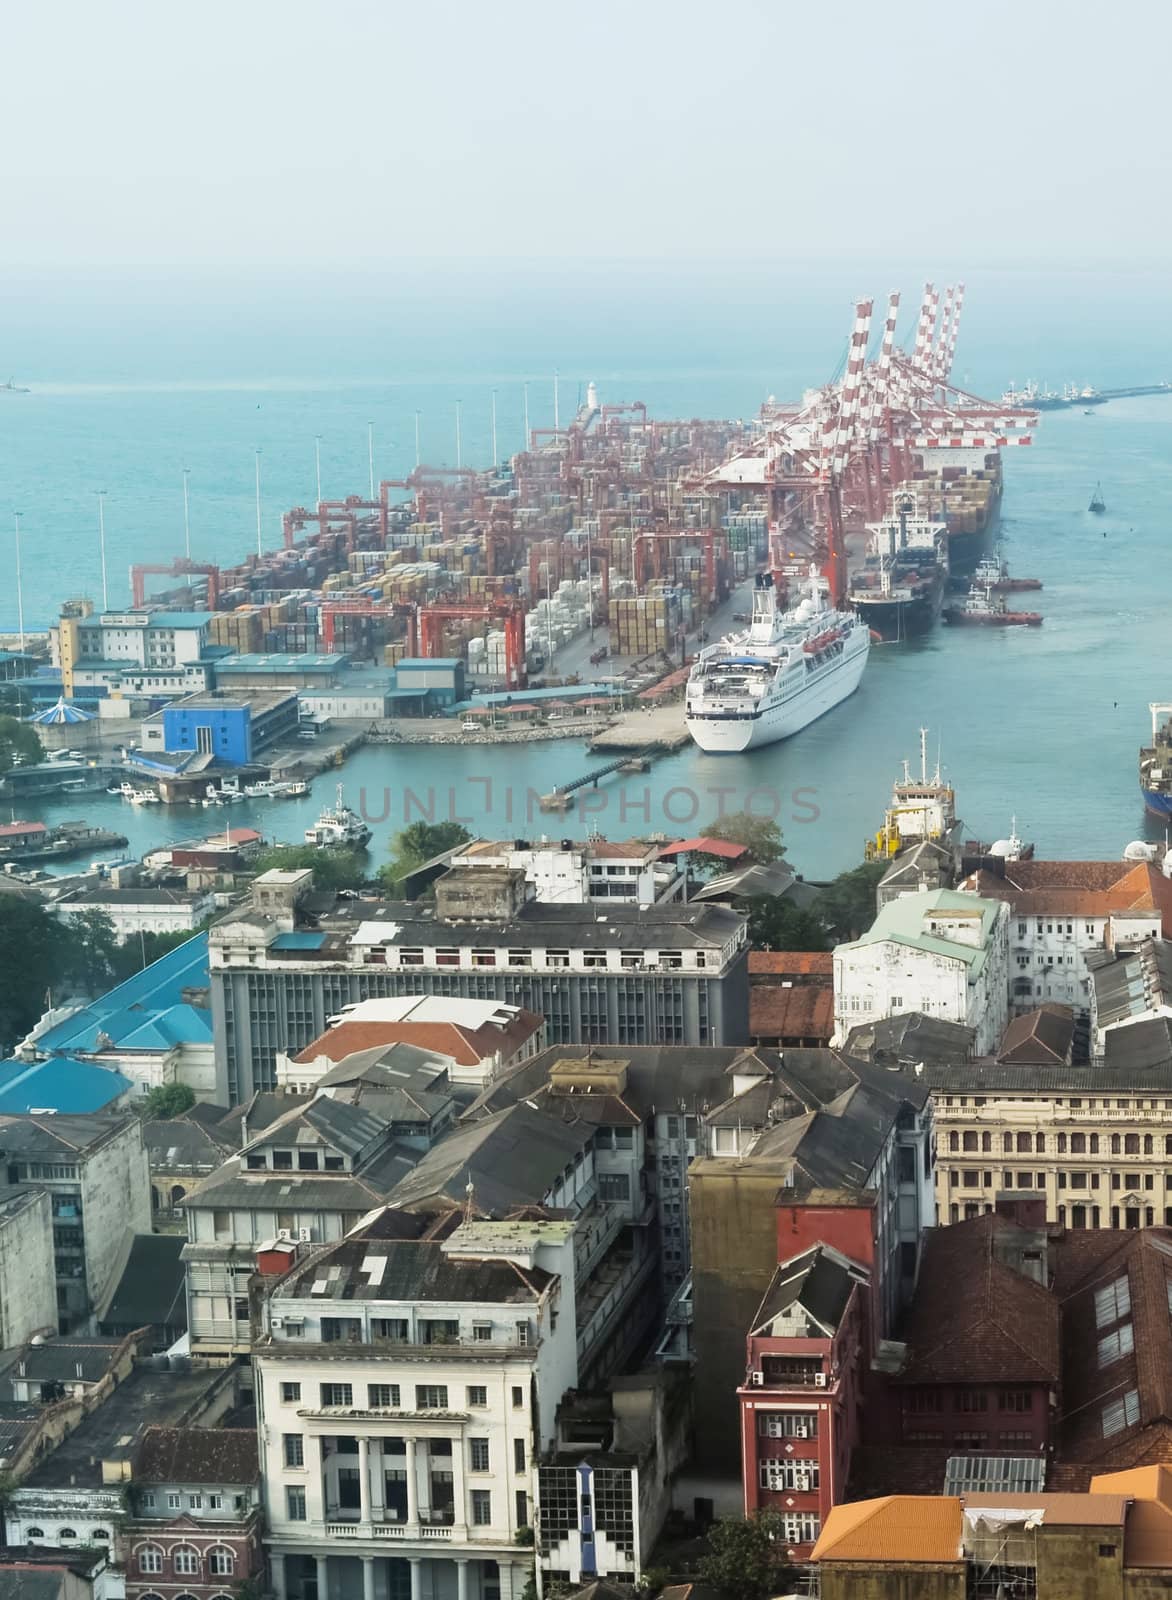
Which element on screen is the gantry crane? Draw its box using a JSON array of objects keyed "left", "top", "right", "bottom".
[
  {"left": 418, "top": 598, "right": 527, "bottom": 690},
  {"left": 130, "top": 558, "right": 222, "bottom": 610}
]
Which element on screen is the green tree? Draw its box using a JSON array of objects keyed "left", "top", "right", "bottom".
[
  {"left": 698, "top": 1511, "right": 788, "bottom": 1600},
  {"left": 253, "top": 843, "right": 366, "bottom": 892},
  {"left": 140, "top": 1083, "right": 197, "bottom": 1119},
  {"left": 60, "top": 908, "right": 120, "bottom": 993},
  {"left": 698, "top": 811, "right": 785, "bottom": 865},
  {"left": 745, "top": 895, "right": 830, "bottom": 953},
  {"left": 816, "top": 859, "right": 886, "bottom": 940},
  {"left": 379, "top": 821, "right": 473, "bottom": 896},
  {"left": 0, "top": 715, "right": 41, "bottom": 776},
  {"left": 0, "top": 898, "right": 75, "bottom": 1052},
  {"left": 107, "top": 925, "right": 208, "bottom": 985}
]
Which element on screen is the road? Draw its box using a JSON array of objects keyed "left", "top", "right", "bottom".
[{"left": 546, "top": 574, "right": 760, "bottom": 681}]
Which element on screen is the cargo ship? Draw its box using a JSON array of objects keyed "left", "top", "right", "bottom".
[
  {"left": 942, "top": 584, "right": 1042, "bottom": 626},
  {"left": 685, "top": 568, "right": 870, "bottom": 753},
  {"left": 848, "top": 494, "right": 949, "bottom": 639},
  {"left": 909, "top": 452, "right": 1002, "bottom": 572},
  {"left": 864, "top": 729, "right": 958, "bottom": 860},
  {"left": 1139, "top": 704, "right": 1172, "bottom": 817}
]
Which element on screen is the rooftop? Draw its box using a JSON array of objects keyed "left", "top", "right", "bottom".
[
  {"left": 97, "top": 1234, "right": 187, "bottom": 1333},
  {"left": 997, "top": 1004, "right": 1075, "bottom": 1066},
  {"left": 134, "top": 1425, "right": 258, "bottom": 1486},
  {"left": 0, "top": 1059, "right": 132, "bottom": 1115},
  {"left": 812, "top": 1495, "right": 962, "bottom": 1563},
  {"left": 213, "top": 652, "right": 346, "bottom": 673},
  {"left": 961, "top": 859, "right": 1172, "bottom": 932},
  {"left": 0, "top": 1336, "right": 127, "bottom": 1389},
  {"left": 271, "top": 1235, "right": 554, "bottom": 1307},
  {"left": 751, "top": 1244, "right": 866, "bottom": 1338},
  {"left": 844, "top": 888, "right": 1003, "bottom": 974},
  {"left": 389, "top": 1102, "right": 592, "bottom": 1215},
  {"left": 295, "top": 998, "right": 544, "bottom": 1069},
  {"left": 32, "top": 934, "right": 212, "bottom": 1057}
]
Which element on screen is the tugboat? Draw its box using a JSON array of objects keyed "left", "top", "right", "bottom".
[
  {"left": 1089, "top": 483, "right": 1106, "bottom": 514},
  {"left": 1, "top": 378, "right": 29, "bottom": 395},
  {"left": 848, "top": 493, "right": 949, "bottom": 639},
  {"left": 304, "top": 783, "right": 372, "bottom": 848},
  {"left": 942, "top": 584, "right": 1042, "bottom": 627},
  {"left": 1139, "top": 703, "right": 1172, "bottom": 818},
  {"left": 971, "top": 551, "right": 1042, "bottom": 593}
]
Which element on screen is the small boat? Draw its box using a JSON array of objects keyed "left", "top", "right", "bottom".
[
  {"left": 942, "top": 584, "right": 1043, "bottom": 627},
  {"left": 1089, "top": 483, "right": 1106, "bottom": 514},
  {"left": 972, "top": 553, "right": 1042, "bottom": 594},
  {"left": 1083, "top": 408, "right": 1095, "bottom": 416},
  {"left": 1, "top": 378, "right": 29, "bottom": 395},
  {"left": 305, "top": 783, "right": 372, "bottom": 848}
]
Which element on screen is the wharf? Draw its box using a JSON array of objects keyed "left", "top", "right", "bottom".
[
  {"left": 0, "top": 823, "right": 129, "bottom": 863},
  {"left": 539, "top": 702, "right": 690, "bottom": 811}
]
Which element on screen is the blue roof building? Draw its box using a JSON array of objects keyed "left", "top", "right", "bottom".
[{"left": 0, "top": 1058, "right": 134, "bottom": 1114}]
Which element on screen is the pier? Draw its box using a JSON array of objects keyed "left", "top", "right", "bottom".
[{"left": 539, "top": 703, "right": 690, "bottom": 810}]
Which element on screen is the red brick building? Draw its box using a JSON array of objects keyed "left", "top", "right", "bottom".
[{"left": 125, "top": 1428, "right": 262, "bottom": 1600}]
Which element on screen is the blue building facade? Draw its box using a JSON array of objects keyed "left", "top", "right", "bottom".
[{"left": 162, "top": 700, "right": 254, "bottom": 764}]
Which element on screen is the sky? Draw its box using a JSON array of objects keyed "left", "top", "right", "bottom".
[{"left": 4, "top": 0, "right": 1170, "bottom": 272}]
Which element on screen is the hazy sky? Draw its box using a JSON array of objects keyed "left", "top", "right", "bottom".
[{"left": 5, "top": 0, "right": 1169, "bottom": 270}]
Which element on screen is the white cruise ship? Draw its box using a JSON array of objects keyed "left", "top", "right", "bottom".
[{"left": 685, "top": 569, "right": 870, "bottom": 753}]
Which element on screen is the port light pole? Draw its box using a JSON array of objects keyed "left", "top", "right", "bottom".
[
  {"left": 182, "top": 467, "right": 191, "bottom": 559},
  {"left": 13, "top": 512, "right": 25, "bottom": 651},
  {"left": 455, "top": 400, "right": 463, "bottom": 469},
  {"left": 254, "top": 449, "right": 263, "bottom": 557},
  {"left": 314, "top": 436, "right": 323, "bottom": 508},
  {"left": 96, "top": 490, "right": 109, "bottom": 610},
  {"left": 491, "top": 390, "right": 498, "bottom": 467},
  {"left": 523, "top": 383, "right": 529, "bottom": 451},
  {"left": 368, "top": 422, "right": 375, "bottom": 500},
  {"left": 414, "top": 411, "right": 421, "bottom": 469}
]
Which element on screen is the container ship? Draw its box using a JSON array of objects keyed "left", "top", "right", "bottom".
[
  {"left": 1139, "top": 704, "right": 1172, "bottom": 817},
  {"left": 910, "top": 453, "right": 1003, "bottom": 572},
  {"left": 848, "top": 493, "right": 949, "bottom": 638},
  {"left": 685, "top": 568, "right": 870, "bottom": 753}
]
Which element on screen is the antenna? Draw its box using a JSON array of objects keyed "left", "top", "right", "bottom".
[
  {"left": 491, "top": 389, "right": 498, "bottom": 467},
  {"left": 367, "top": 422, "right": 375, "bottom": 501},
  {"left": 314, "top": 435, "right": 323, "bottom": 508},
  {"left": 96, "top": 490, "right": 109, "bottom": 610},
  {"left": 12, "top": 512, "right": 25, "bottom": 652},
  {"left": 523, "top": 382, "right": 530, "bottom": 450},
  {"left": 455, "top": 400, "right": 463, "bottom": 470},
  {"left": 182, "top": 467, "right": 192, "bottom": 560},
  {"left": 553, "top": 369, "right": 560, "bottom": 432},
  {"left": 414, "top": 411, "right": 421, "bottom": 470},
  {"left": 919, "top": 726, "right": 928, "bottom": 785},
  {"left": 463, "top": 1173, "right": 476, "bottom": 1223},
  {"left": 254, "top": 449, "right": 263, "bottom": 558}
]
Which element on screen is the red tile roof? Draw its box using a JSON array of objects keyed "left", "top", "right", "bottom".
[
  {"left": 295, "top": 1012, "right": 544, "bottom": 1069},
  {"left": 962, "top": 860, "right": 1172, "bottom": 932},
  {"left": 0, "top": 821, "right": 47, "bottom": 839},
  {"left": 750, "top": 985, "right": 835, "bottom": 1043},
  {"left": 749, "top": 951, "right": 834, "bottom": 977},
  {"left": 997, "top": 1004, "right": 1074, "bottom": 1065},
  {"left": 655, "top": 836, "right": 748, "bottom": 861}
]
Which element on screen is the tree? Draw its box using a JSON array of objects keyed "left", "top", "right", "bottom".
[
  {"left": 0, "top": 715, "right": 41, "bottom": 776},
  {"left": 698, "top": 812, "right": 785, "bottom": 865},
  {"left": 379, "top": 821, "right": 473, "bottom": 896},
  {"left": 107, "top": 925, "right": 208, "bottom": 986},
  {"left": 140, "top": 1083, "right": 197, "bottom": 1119},
  {"left": 816, "top": 859, "right": 886, "bottom": 940},
  {"left": 253, "top": 844, "right": 366, "bottom": 892},
  {"left": 745, "top": 895, "right": 830, "bottom": 953},
  {"left": 698, "top": 1512, "right": 789, "bottom": 1600},
  {"left": 0, "top": 898, "right": 76, "bottom": 1052},
  {"left": 60, "top": 909, "right": 120, "bottom": 993}
]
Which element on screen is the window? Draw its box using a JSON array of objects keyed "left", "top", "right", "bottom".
[
  {"left": 1095, "top": 1276, "right": 1132, "bottom": 1328},
  {"left": 209, "top": 1550, "right": 234, "bottom": 1577},
  {"left": 140, "top": 1493, "right": 156, "bottom": 1509},
  {"left": 516, "top": 1490, "right": 529, "bottom": 1529},
  {"left": 955, "top": 1391, "right": 988, "bottom": 1413},
  {"left": 759, "top": 1460, "right": 821, "bottom": 1491},
  {"left": 470, "top": 1438, "right": 490, "bottom": 1471},
  {"left": 416, "top": 1385, "right": 449, "bottom": 1410},
  {"left": 515, "top": 1321, "right": 530, "bottom": 1346},
  {"left": 1102, "top": 1389, "right": 1141, "bottom": 1437},
  {"left": 287, "top": 1487, "right": 307, "bottom": 1521},
  {"left": 906, "top": 1390, "right": 943, "bottom": 1413},
  {"left": 512, "top": 1386, "right": 524, "bottom": 1409},
  {"left": 514, "top": 1438, "right": 526, "bottom": 1472},
  {"left": 1098, "top": 1324, "right": 1135, "bottom": 1365},
  {"left": 139, "top": 1548, "right": 163, "bottom": 1575},
  {"left": 472, "top": 1323, "right": 493, "bottom": 1342},
  {"left": 758, "top": 1412, "right": 818, "bottom": 1439},
  {"left": 167, "top": 1493, "right": 182, "bottom": 1511},
  {"left": 188, "top": 1493, "right": 203, "bottom": 1511},
  {"left": 999, "top": 1390, "right": 1032, "bottom": 1412},
  {"left": 173, "top": 1547, "right": 200, "bottom": 1576},
  {"left": 1071, "top": 1132, "right": 1086, "bottom": 1154},
  {"left": 962, "top": 1131, "right": 977, "bottom": 1152},
  {"left": 599, "top": 1173, "right": 631, "bottom": 1202},
  {"left": 320, "top": 1383, "right": 353, "bottom": 1407},
  {"left": 369, "top": 1384, "right": 401, "bottom": 1408},
  {"left": 280, "top": 1382, "right": 301, "bottom": 1403},
  {"left": 208, "top": 1496, "right": 223, "bottom": 1512},
  {"left": 284, "top": 1434, "right": 304, "bottom": 1467},
  {"left": 471, "top": 1490, "right": 492, "bottom": 1526},
  {"left": 468, "top": 1386, "right": 488, "bottom": 1408}
]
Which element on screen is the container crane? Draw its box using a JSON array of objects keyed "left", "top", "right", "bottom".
[
  {"left": 417, "top": 598, "right": 527, "bottom": 690},
  {"left": 130, "top": 558, "right": 222, "bottom": 610}
]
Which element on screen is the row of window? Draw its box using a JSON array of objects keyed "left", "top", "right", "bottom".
[
  {"left": 905, "top": 1430, "right": 1034, "bottom": 1446},
  {"left": 138, "top": 1546, "right": 235, "bottom": 1575},
  {"left": 140, "top": 1492, "right": 241, "bottom": 1513},
  {"left": 282, "top": 1434, "right": 526, "bottom": 1473},
  {"left": 949, "top": 1131, "right": 1172, "bottom": 1155},
  {"left": 396, "top": 948, "right": 705, "bottom": 971},
  {"left": 948, "top": 1169, "right": 1172, "bottom": 1192},
  {"left": 283, "top": 1487, "right": 497, "bottom": 1524},
  {"left": 905, "top": 1389, "right": 1032, "bottom": 1414},
  {"left": 281, "top": 1381, "right": 527, "bottom": 1411},
  {"left": 948, "top": 1202, "right": 1166, "bottom": 1229}
]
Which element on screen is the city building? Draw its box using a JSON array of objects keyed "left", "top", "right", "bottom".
[
  {"left": 737, "top": 1244, "right": 871, "bottom": 1556},
  {"left": 277, "top": 997, "right": 546, "bottom": 1094},
  {"left": 448, "top": 838, "right": 684, "bottom": 907},
  {"left": 0, "top": 1542, "right": 120, "bottom": 1600},
  {"left": 56, "top": 886, "right": 216, "bottom": 942},
  {"left": 747, "top": 952, "right": 835, "bottom": 1047},
  {"left": 833, "top": 888, "right": 1010, "bottom": 1054},
  {"left": 211, "top": 653, "right": 348, "bottom": 692},
  {"left": 960, "top": 857, "right": 1172, "bottom": 1024},
  {"left": 122, "top": 1427, "right": 262, "bottom": 1600},
  {"left": 207, "top": 871, "right": 750, "bottom": 1103},
  {"left": 18, "top": 936, "right": 217, "bottom": 1101},
  {"left": 138, "top": 687, "right": 300, "bottom": 766},
  {"left": 927, "top": 1054, "right": 1172, "bottom": 1228},
  {"left": 52, "top": 606, "right": 216, "bottom": 701},
  {"left": 143, "top": 1109, "right": 237, "bottom": 1229},
  {"left": 181, "top": 1094, "right": 425, "bottom": 1357},
  {"left": 255, "top": 1218, "right": 575, "bottom": 1600},
  {"left": 96, "top": 1233, "right": 189, "bottom": 1349},
  {"left": 6, "top": 1360, "right": 243, "bottom": 1550},
  {"left": 1089, "top": 937, "right": 1172, "bottom": 1059},
  {"left": 0, "top": 1060, "right": 134, "bottom": 1116},
  {"left": 0, "top": 1188, "right": 61, "bottom": 1345},
  {"left": 0, "top": 1113, "right": 153, "bottom": 1332},
  {"left": 687, "top": 1054, "right": 934, "bottom": 1493}
]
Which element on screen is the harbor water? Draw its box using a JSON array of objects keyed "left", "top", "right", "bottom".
[{"left": 4, "top": 266, "right": 1172, "bottom": 879}]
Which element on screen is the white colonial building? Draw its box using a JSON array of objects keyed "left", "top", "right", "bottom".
[
  {"left": 450, "top": 839, "right": 683, "bottom": 907},
  {"left": 833, "top": 888, "right": 1010, "bottom": 1055},
  {"left": 255, "top": 1218, "right": 579, "bottom": 1600}
]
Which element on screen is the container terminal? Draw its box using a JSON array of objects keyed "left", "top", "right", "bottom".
[{"left": 13, "top": 280, "right": 1043, "bottom": 798}]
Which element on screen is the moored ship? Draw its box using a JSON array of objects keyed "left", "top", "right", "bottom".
[
  {"left": 1140, "top": 704, "right": 1172, "bottom": 818},
  {"left": 865, "top": 728, "right": 958, "bottom": 860},
  {"left": 942, "top": 583, "right": 1042, "bottom": 627},
  {"left": 305, "top": 784, "right": 372, "bottom": 847},
  {"left": 971, "top": 551, "right": 1042, "bottom": 593},
  {"left": 848, "top": 493, "right": 949, "bottom": 638},
  {"left": 685, "top": 568, "right": 870, "bottom": 753}
]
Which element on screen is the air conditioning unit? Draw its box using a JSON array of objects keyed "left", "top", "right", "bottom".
[
  {"left": 271, "top": 1317, "right": 284, "bottom": 1330},
  {"left": 794, "top": 1424, "right": 809, "bottom": 1438},
  {"left": 794, "top": 1474, "right": 811, "bottom": 1491},
  {"left": 814, "top": 1373, "right": 828, "bottom": 1388},
  {"left": 297, "top": 1227, "right": 312, "bottom": 1242},
  {"left": 750, "top": 1371, "right": 763, "bottom": 1386},
  {"left": 275, "top": 1229, "right": 292, "bottom": 1242}
]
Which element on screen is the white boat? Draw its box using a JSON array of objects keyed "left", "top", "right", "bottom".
[
  {"left": 244, "top": 777, "right": 311, "bottom": 800},
  {"left": 685, "top": 568, "right": 870, "bottom": 753},
  {"left": 304, "top": 783, "right": 372, "bottom": 848}
]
